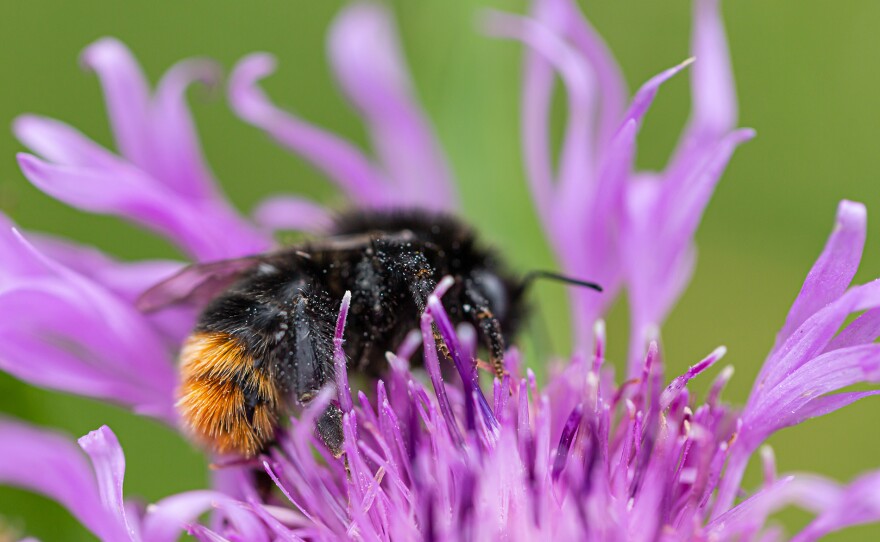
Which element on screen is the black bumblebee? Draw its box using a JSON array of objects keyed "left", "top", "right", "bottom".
[{"left": 139, "top": 210, "right": 600, "bottom": 457}]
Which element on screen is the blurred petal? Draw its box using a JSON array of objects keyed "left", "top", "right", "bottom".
[
  {"left": 28, "top": 232, "right": 183, "bottom": 302},
  {"left": 707, "top": 476, "right": 843, "bottom": 539},
  {"left": 152, "top": 58, "right": 223, "bottom": 200},
  {"left": 664, "top": 128, "right": 755, "bottom": 245},
  {"left": 621, "top": 58, "right": 694, "bottom": 131},
  {"left": 142, "top": 491, "right": 268, "bottom": 542},
  {"left": 690, "top": 0, "right": 738, "bottom": 141},
  {"left": 188, "top": 526, "right": 232, "bottom": 542},
  {"left": 0, "top": 228, "right": 176, "bottom": 420},
  {"left": 0, "top": 420, "right": 131, "bottom": 542},
  {"left": 17, "top": 152, "right": 200, "bottom": 254},
  {"left": 228, "top": 53, "right": 389, "bottom": 206},
  {"left": 80, "top": 38, "right": 154, "bottom": 170},
  {"left": 19, "top": 39, "right": 270, "bottom": 262},
  {"left": 329, "top": 2, "right": 457, "bottom": 211},
  {"left": 4, "top": 220, "right": 195, "bottom": 347},
  {"left": 252, "top": 196, "right": 333, "bottom": 233},
  {"left": 13, "top": 115, "right": 122, "bottom": 170},
  {"left": 17, "top": 153, "right": 267, "bottom": 261},
  {"left": 552, "top": 0, "right": 628, "bottom": 144},
  {"left": 793, "top": 471, "right": 880, "bottom": 541},
  {"left": 664, "top": 0, "right": 740, "bottom": 195},
  {"left": 485, "top": 9, "right": 595, "bottom": 220}
]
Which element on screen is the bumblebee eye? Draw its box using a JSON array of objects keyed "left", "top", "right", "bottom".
[{"left": 471, "top": 270, "right": 509, "bottom": 320}]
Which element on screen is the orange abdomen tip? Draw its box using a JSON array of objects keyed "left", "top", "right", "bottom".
[{"left": 177, "top": 332, "right": 282, "bottom": 457}]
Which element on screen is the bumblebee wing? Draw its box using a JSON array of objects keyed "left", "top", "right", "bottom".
[{"left": 136, "top": 255, "right": 266, "bottom": 312}]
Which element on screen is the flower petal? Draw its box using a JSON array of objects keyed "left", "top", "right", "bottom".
[
  {"left": 689, "top": 0, "right": 738, "bottom": 142},
  {"left": 251, "top": 195, "right": 334, "bottom": 234},
  {"left": 78, "top": 426, "right": 137, "bottom": 541},
  {"left": 12, "top": 115, "right": 123, "bottom": 170},
  {"left": 663, "top": 128, "right": 755, "bottom": 246},
  {"left": 228, "top": 53, "right": 389, "bottom": 206},
  {"left": 823, "top": 306, "right": 880, "bottom": 352},
  {"left": 621, "top": 58, "right": 694, "bottom": 132},
  {"left": 774, "top": 390, "right": 880, "bottom": 430},
  {"left": 551, "top": 0, "right": 628, "bottom": 144},
  {"left": 19, "top": 39, "right": 270, "bottom": 262},
  {"left": 142, "top": 492, "right": 269, "bottom": 542},
  {"left": 772, "top": 200, "right": 867, "bottom": 354},
  {"left": 0, "top": 419, "right": 122, "bottom": 541},
  {"left": 485, "top": 9, "right": 595, "bottom": 221},
  {"left": 758, "top": 278, "right": 880, "bottom": 397},
  {"left": 329, "top": 2, "right": 457, "bottom": 211},
  {"left": 151, "top": 58, "right": 223, "bottom": 200},
  {"left": 80, "top": 38, "right": 154, "bottom": 170},
  {"left": 793, "top": 471, "right": 880, "bottom": 542},
  {"left": 707, "top": 476, "right": 843, "bottom": 539},
  {"left": 16, "top": 153, "right": 267, "bottom": 261},
  {"left": 748, "top": 343, "right": 880, "bottom": 441},
  {"left": 0, "top": 228, "right": 176, "bottom": 420},
  {"left": 1, "top": 217, "right": 194, "bottom": 347},
  {"left": 28, "top": 232, "right": 183, "bottom": 302}
]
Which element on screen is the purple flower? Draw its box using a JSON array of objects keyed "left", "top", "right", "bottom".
[
  {"left": 486, "top": 0, "right": 754, "bottom": 371},
  {"left": 1, "top": 1, "right": 879, "bottom": 541}
]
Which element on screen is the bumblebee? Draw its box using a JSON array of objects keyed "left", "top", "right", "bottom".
[{"left": 140, "top": 210, "right": 600, "bottom": 458}]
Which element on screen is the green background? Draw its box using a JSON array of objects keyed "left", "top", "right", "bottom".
[{"left": 1, "top": 1, "right": 879, "bottom": 539}]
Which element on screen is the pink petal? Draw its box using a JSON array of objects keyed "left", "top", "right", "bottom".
[
  {"left": 664, "top": 128, "right": 755, "bottom": 245},
  {"left": 0, "top": 228, "right": 176, "bottom": 419},
  {"left": 550, "top": 0, "right": 628, "bottom": 144},
  {"left": 29, "top": 232, "right": 183, "bottom": 302},
  {"left": 143, "top": 492, "right": 269, "bottom": 542},
  {"left": 772, "top": 200, "right": 867, "bottom": 354},
  {"left": 80, "top": 38, "right": 154, "bottom": 171},
  {"left": 13, "top": 115, "right": 122, "bottom": 170},
  {"left": 708, "top": 476, "right": 842, "bottom": 539},
  {"left": 486, "top": 9, "right": 595, "bottom": 220},
  {"left": 329, "top": 2, "right": 457, "bottom": 211},
  {"left": 775, "top": 391, "right": 880, "bottom": 430},
  {"left": 749, "top": 343, "right": 880, "bottom": 438},
  {"left": 251, "top": 196, "right": 334, "bottom": 233},
  {"left": 824, "top": 306, "right": 880, "bottom": 352},
  {"left": 689, "top": 0, "right": 738, "bottom": 142},
  {"left": 228, "top": 53, "right": 389, "bottom": 206},
  {"left": 793, "top": 471, "right": 880, "bottom": 542},
  {"left": 621, "top": 58, "right": 694, "bottom": 132},
  {"left": 151, "top": 58, "right": 224, "bottom": 200},
  {"left": 78, "top": 426, "right": 137, "bottom": 541},
  {"left": 757, "top": 278, "right": 880, "bottom": 397},
  {"left": 17, "top": 153, "right": 267, "bottom": 261},
  {"left": 0, "top": 419, "right": 121, "bottom": 541}
]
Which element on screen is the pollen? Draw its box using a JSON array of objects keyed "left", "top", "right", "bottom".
[{"left": 177, "top": 332, "right": 282, "bottom": 457}]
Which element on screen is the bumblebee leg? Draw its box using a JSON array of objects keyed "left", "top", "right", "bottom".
[
  {"left": 316, "top": 402, "right": 345, "bottom": 457},
  {"left": 348, "top": 254, "right": 399, "bottom": 371},
  {"left": 463, "top": 278, "right": 507, "bottom": 378},
  {"left": 289, "top": 289, "right": 345, "bottom": 457},
  {"left": 373, "top": 238, "right": 437, "bottom": 312}
]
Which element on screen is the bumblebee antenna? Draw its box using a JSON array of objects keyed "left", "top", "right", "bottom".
[{"left": 521, "top": 270, "right": 603, "bottom": 292}]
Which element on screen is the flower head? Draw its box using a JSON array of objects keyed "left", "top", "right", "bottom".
[{"left": 1, "top": 1, "right": 879, "bottom": 541}]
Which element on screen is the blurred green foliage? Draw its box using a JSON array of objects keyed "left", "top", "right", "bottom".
[{"left": 1, "top": 1, "right": 879, "bottom": 540}]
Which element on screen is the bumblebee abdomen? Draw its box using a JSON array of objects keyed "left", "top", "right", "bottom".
[{"left": 177, "top": 332, "right": 282, "bottom": 457}]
